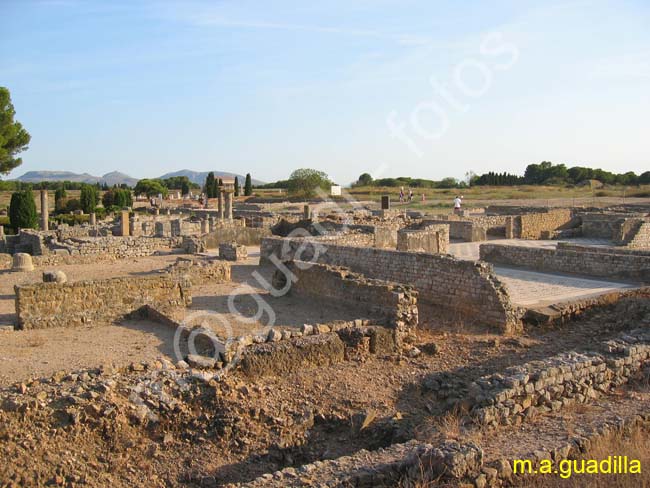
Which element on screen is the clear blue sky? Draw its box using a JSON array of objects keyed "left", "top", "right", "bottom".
[{"left": 2, "top": 0, "right": 649, "bottom": 184}]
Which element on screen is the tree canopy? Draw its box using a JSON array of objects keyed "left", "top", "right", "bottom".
[
  {"left": 0, "top": 87, "right": 31, "bottom": 176},
  {"left": 134, "top": 179, "right": 168, "bottom": 198},
  {"left": 287, "top": 168, "right": 332, "bottom": 198}
]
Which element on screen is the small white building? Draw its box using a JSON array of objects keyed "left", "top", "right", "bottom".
[{"left": 330, "top": 184, "right": 342, "bottom": 196}]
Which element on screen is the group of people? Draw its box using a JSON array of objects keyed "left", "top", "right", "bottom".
[
  {"left": 398, "top": 187, "right": 413, "bottom": 203},
  {"left": 397, "top": 187, "right": 464, "bottom": 211}
]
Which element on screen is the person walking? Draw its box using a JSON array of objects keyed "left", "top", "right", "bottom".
[
  {"left": 453, "top": 195, "right": 463, "bottom": 214},
  {"left": 399, "top": 187, "right": 404, "bottom": 203}
]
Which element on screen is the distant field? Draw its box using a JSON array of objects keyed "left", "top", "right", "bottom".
[
  {"left": 2, "top": 184, "right": 649, "bottom": 212},
  {"left": 346, "top": 184, "right": 650, "bottom": 210},
  {"left": 0, "top": 190, "right": 81, "bottom": 210}
]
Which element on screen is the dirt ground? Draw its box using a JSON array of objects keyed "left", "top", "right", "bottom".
[{"left": 0, "top": 249, "right": 375, "bottom": 386}]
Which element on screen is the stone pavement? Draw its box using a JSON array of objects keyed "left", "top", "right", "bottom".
[
  {"left": 447, "top": 238, "right": 631, "bottom": 308},
  {"left": 493, "top": 266, "right": 636, "bottom": 307}
]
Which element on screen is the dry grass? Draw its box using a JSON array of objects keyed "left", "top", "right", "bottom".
[{"left": 517, "top": 426, "right": 650, "bottom": 487}]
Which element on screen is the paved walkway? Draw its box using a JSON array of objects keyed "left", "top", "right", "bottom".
[
  {"left": 448, "top": 238, "right": 632, "bottom": 307},
  {"left": 493, "top": 266, "right": 636, "bottom": 307}
]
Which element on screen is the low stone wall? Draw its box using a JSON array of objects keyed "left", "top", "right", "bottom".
[
  {"left": 261, "top": 237, "right": 520, "bottom": 332},
  {"left": 164, "top": 256, "right": 231, "bottom": 285},
  {"left": 14, "top": 274, "right": 191, "bottom": 330},
  {"left": 422, "top": 220, "right": 485, "bottom": 242},
  {"left": 219, "top": 242, "right": 248, "bottom": 261},
  {"left": 480, "top": 243, "right": 650, "bottom": 282},
  {"left": 202, "top": 226, "right": 271, "bottom": 247},
  {"left": 556, "top": 242, "right": 650, "bottom": 256},
  {"left": 579, "top": 212, "right": 628, "bottom": 239},
  {"left": 523, "top": 287, "right": 650, "bottom": 326},
  {"left": 397, "top": 224, "right": 449, "bottom": 253},
  {"left": 469, "top": 328, "right": 650, "bottom": 427},
  {"left": 274, "top": 261, "right": 418, "bottom": 336},
  {"left": 506, "top": 209, "right": 574, "bottom": 239},
  {"left": 231, "top": 440, "right": 482, "bottom": 488},
  {"left": 51, "top": 236, "right": 178, "bottom": 259}
]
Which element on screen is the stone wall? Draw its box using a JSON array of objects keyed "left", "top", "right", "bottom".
[
  {"left": 397, "top": 224, "right": 449, "bottom": 253},
  {"left": 505, "top": 209, "right": 574, "bottom": 239},
  {"left": 468, "top": 328, "right": 650, "bottom": 427},
  {"left": 15, "top": 274, "right": 191, "bottom": 330},
  {"left": 480, "top": 243, "right": 650, "bottom": 282},
  {"left": 52, "top": 236, "right": 178, "bottom": 258},
  {"left": 422, "top": 220, "right": 485, "bottom": 242},
  {"left": 623, "top": 221, "right": 650, "bottom": 249},
  {"left": 274, "top": 261, "right": 418, "bottom": 335},
  {"left": 202, "top": 226, "right": 271, "bottom": 247},
  {"left": 578, "top": 213, "right": 637, "bottom": 239},
  {"left": 164, "top": 256, "right": 231, "bottom": 285},
  {"left": 261, "top": 237, "right": 520, "bottom": 332},
  {"left": 556, "top": 242, "right": 650, "bottom": 256}
]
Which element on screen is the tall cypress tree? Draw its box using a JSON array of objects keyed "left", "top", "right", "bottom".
[
  {"left": 234, "top": 176, "right": 240, "bottom": 196},
  {"left": 244, "top": 173, "right": 252, "bottom": 196},
  {"left": 205, "top": 172, "right": 215, "bottom": 198}
]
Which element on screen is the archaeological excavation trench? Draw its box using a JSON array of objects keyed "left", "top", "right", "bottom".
[{"left": 1, "top": 200, "right": 650, "bottom": 487}]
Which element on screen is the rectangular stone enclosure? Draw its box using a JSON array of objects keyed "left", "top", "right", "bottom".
[
  {"left": 397, "top": 224, "right": 449, "bottom": 254},
  {"left": 15, "top": 274, "right": 191, "bottom": 329}
]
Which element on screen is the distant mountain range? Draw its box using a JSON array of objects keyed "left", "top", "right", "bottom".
[{"left": 12, "top": 169, "right": 265, "bottom": 186}]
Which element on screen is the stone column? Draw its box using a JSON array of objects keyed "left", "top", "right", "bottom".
[
  {"left": 129, "top": 217, "right": 138, "bottom": 237},
  {"left": 224, "top": 191, "right": 233, "bottom": 220},
  {"left": 89, "top": 212, "right": 96, "bottom": 226},
  {"left": 120, "top": 210, "right": 130, "bottom": 236},
  {"left": 0, "top": 225, "right": 4, "bottom": 238},
  {"left": 209, "top": 217, "right": 216, "bottom": 232},
  {"left": 201, "top": 218, "right": 208, "bottom": 234},
  {"left": 217, "top": 189, "right": 224, "bottom": 219},
  {"left": 40, "top": 189, "right": 49, "bottom": 231},
  {"left": 303, "top": 205, "right": 311, "bottom": 220}
]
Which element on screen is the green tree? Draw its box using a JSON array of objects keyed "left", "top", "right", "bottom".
[
  {"left": 357, "top": 173, "right": 373, "bottom": 186},
  {"left": 0, "top": 87, "right": 31, "bottom": 176},
  {"left": 205, "top": 172, "right": 215, "bottom": 198},
  {"left": 102, "top": 189, "right": 115, "bottom": 208},
  {"left": 181, "top": 180, "right": 190, "bottom": 196},
  {"left": 115, "top": 188, "right": 132, "bottom": 207},
  {"left": 9, "top": 189, "right": 38, "bottom": 231},
  {"left": 54, "top": 187, "right": 67, "bottom": 213},
  {"left": 80, "top": 184, "right": 99, "bottom": 213},
  {"left": 244, "top": 173, "right": 253, "bottom": 196},
  {"left": 134, "top": 179, "right": 168, "bottom": 198},
  {"left": 287, "top": 168, "right": 332, "bottom": 198},
  {"left": 234, "top": 176, "right": 240, "bottom": 196},
  {"left": 437, "top": 177, "right": 459, "bottom": 189}
]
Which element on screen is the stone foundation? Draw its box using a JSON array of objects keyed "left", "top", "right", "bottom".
[
  {"left": 261, "top": 237, "right": 520, "bottom": 332},
  {"left": 273, "top": 261, "right": 418, "bottom": 335},
  {"left": 397, "top": 224, "right": 449, "bottom": 253},
  {"left": 219, "top": 243, "right": 248, "bottom": 261},
  {"left": 14, "top": 274, "right": 191, "bottom": 329},
  {"left": 469, "top": 328, "right": 650, "bottom": 427}
]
